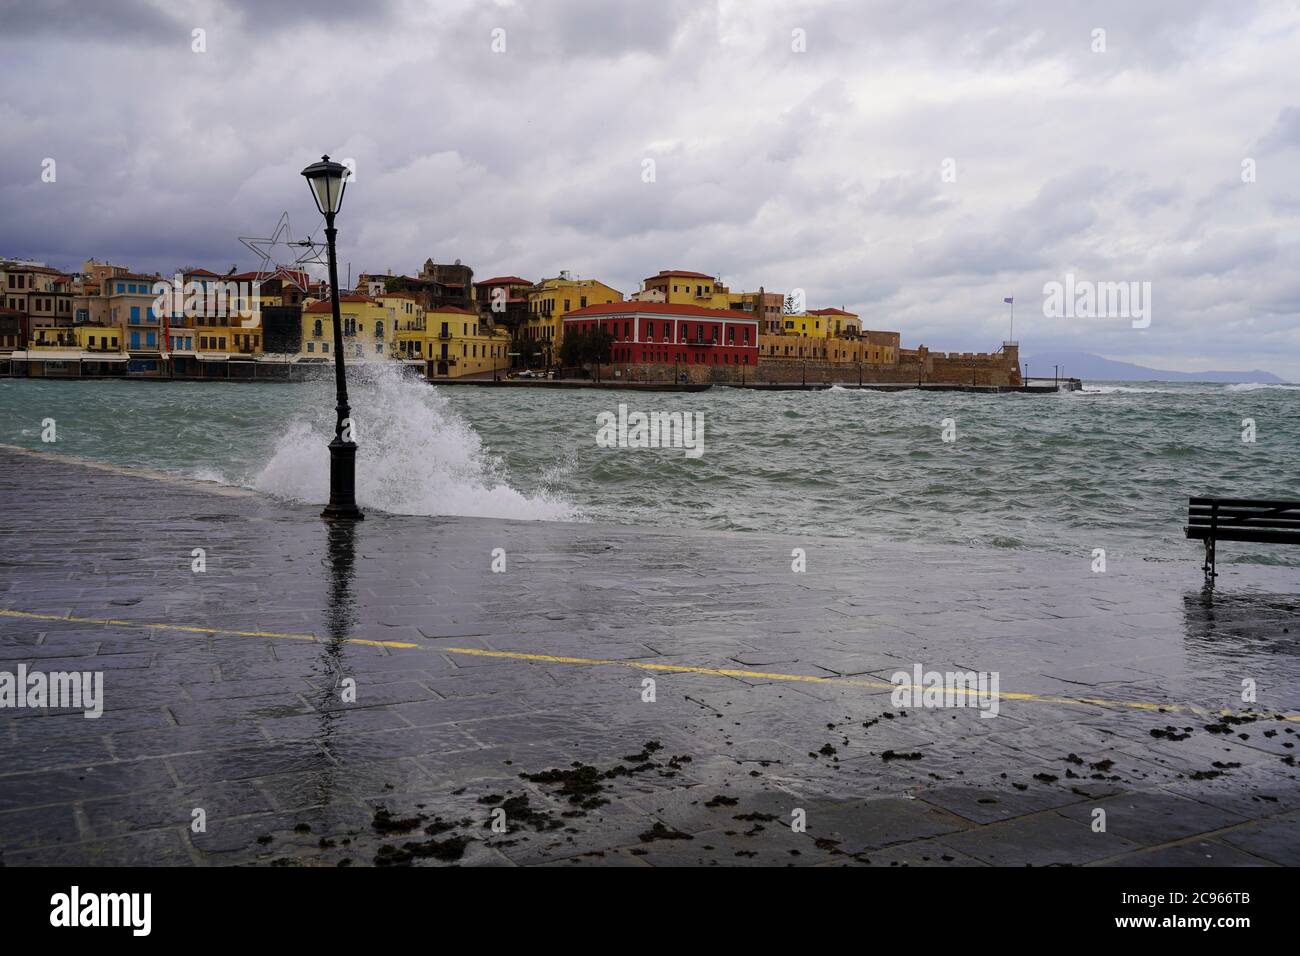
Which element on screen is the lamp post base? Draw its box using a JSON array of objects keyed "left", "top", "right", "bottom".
[{"left": 321, "top": 438, "right": 364, "bottom": 521}]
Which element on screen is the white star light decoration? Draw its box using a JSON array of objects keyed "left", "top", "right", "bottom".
[{"left": 238, "top": 211, "right": 328, "bottom": 292}]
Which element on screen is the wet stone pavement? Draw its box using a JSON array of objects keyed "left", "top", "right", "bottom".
[{"left": 1, "top": 446, "right": 1299, "bottom": 867}]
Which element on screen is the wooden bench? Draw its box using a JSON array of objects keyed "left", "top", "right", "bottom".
[{"left": 1185, "top": 497, "right": 1300, "bottom": 578}]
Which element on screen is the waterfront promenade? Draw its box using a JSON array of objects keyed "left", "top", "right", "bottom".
[{"left": 1, "top": 446, "right": 1297, "bottom": 866}]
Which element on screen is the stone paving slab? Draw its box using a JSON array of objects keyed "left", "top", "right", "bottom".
[{"left": 1, "top": 446, "right": 1298, "bottom": 866}]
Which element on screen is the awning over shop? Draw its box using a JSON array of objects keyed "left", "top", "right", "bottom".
[{"left": 10, "top": 350, "right": 84, "bottom": 361}]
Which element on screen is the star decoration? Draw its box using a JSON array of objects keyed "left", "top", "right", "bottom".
[{"left": 238, "top": 211, "right": 323, "bottom": 292}]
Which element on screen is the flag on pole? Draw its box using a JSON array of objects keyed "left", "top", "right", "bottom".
[{"left": 1003, "top": 297, "right": 1014, "bottom": 304}]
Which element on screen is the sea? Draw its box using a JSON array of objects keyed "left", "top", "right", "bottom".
[{"left": 2, "top": 370, "right": 1296, "bottom": 566}]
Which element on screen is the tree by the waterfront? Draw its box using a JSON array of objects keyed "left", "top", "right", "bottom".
[{"left": 559, "top": 327, "right": 613, "bottom": 376}]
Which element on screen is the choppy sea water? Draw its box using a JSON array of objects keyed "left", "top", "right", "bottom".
[{"left": 1, "top": 371, "right": 1297, "bottom": 565}]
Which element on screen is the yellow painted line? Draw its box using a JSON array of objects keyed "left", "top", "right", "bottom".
[
  {"left": 0, "top": 608, "right": 417, "bottom": 650},
  {"left": 2, "top": 607, "right": 1295, "bottom": 721},
  {"left": 439, "top": 646, "right": 1300, "bottom": 723}
]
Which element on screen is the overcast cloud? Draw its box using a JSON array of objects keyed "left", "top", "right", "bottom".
[{"left": 2, "top": 0, "right": 1298, "bottom": 376}]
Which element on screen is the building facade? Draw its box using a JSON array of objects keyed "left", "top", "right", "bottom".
[
  {"left": 397, "top": 305, "right": 510, "bottom": 378},
  {"left": 524, "top": 272, "right": 623, "bottom": 365},
  {"left": 561, "top": 301, "right": 760, "bottom": 371},
  {"left": 640, "top": 270, "right": 782, "bottom": 330},
  {"left": 473, "top": 275, "right": 531, "bottom": 334}
]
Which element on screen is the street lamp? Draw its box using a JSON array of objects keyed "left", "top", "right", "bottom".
[{"left": 302, "top": 155, "right": 363, "bottom": 521}]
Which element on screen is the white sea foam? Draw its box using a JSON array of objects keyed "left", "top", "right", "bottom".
[
  {"left": 250, "top": 366, "right": 578, "bottom": 521},
  {"left": 1223, "top": 382, "right": 1300, "bottom": 392},
  {"left": 1077, "top": 385, "right": 1171, "bottom": 394}
]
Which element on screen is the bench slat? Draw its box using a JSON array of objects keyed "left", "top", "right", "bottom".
[
  {"left": 1186, "top": 527, "right": 1300, "bottom": 544},
  {"left": 1189, "top": 497, "right": 1300, "bottom": 509},
  {"left": 1188, "top": 515, "right": 1300, "bottom": 527}
]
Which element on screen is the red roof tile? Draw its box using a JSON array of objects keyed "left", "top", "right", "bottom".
[
  {"left": 476, "top": 276, "right": 532, "bottom": 287},
  {"left": 303, "top": 294, "right": 377, "bottom": 313},
  {"left": 645, "top": 269, "right": 715, "bottom": 281}
]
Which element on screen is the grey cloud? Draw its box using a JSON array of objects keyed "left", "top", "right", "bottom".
[{"left": 1, "top": 0, "right": 1298, "bottom": 376}]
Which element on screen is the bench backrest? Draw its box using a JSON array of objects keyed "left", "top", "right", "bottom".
[{"left": 1188, "top": 498, "right": 1300, "bottom": 535}]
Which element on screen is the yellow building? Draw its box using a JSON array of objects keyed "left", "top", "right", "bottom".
[
  {"left": 75, "top": 324, "right": 121, "bottom": 353},
  {"left": 299, "top": 294, "right": 398, "bottom": 362},
  {"left": 642, "top": 269, "right": 720, "bottom": 305},
  {"left": 524, "top": 273, "right": 622, "bottom": 364},
  {"left": 776, "top": 308, "right": 864, "bottom": 337},
  {"left": 399, "top": 306, "right": 512, "bottom": 378},
  {"left": 379, "top": 291, "right": 425, "bottom": 334},
  {"left": 640, "top": 270, "right": 782, "bottom": 329},
  {"left": 761, "top": 307, "right": 897, "bottom": 365}
]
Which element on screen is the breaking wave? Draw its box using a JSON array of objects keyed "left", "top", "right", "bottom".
[
  {"left": 251, "top": 365, "right": 578, "bottom": 521},
  {"left": 1077, "top": 385, "right": 1173, "bottom": 394},
  {"left": 1223, "top": 382, "right": 1300, "bottom": 392}
]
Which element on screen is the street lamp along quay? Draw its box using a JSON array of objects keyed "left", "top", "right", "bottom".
[{"left": 302, "top": 155, "right": 363, "bottom": 521}]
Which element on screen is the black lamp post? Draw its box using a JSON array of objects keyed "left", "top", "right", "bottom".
[{"left": 302, "top": 155, "right": 363, "bottom": 521}]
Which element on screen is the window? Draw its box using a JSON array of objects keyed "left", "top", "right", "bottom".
[
  {"left": 322, "top": 342, "right": 329, "bottom": 353},
  {"left": 314, "top": 319, "right": 323, "bottom": 336},
  {"left": 375, "top": 320, "right": 383, "bottom": 337},
  {"left": 130, "top": 306, "right": 140, "bottom": 324}
]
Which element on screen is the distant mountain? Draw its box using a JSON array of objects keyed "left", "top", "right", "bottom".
[{"left": 1024, "top": 351, "right": 1286, "bottom": 384}]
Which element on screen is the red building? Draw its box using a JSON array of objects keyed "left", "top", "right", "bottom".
[{"left": 561, "top": 301, "right": 760, "bottom": 367}]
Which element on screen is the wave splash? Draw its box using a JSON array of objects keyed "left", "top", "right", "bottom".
[
  {"left": 251, "top": 365, "right": 577, "bottom": 521},
  {"left": 1223, "top": 382, "right": 1300, "bottom": 392}
]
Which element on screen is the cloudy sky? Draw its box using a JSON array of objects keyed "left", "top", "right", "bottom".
[{"left": 3, "top": 0, "right": 1298, "bottom": 376}]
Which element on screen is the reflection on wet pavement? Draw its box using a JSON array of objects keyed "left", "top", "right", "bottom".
[{"left": 1, "top": 448, "right": 1297, "bottom": 867}]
